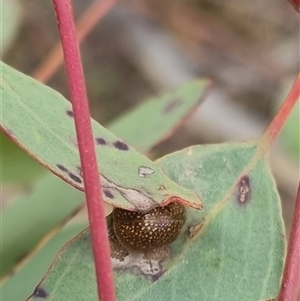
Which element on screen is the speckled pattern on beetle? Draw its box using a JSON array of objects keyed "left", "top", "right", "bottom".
[{"left": 112, "top": 202, "right": 186, "bottom": 251}]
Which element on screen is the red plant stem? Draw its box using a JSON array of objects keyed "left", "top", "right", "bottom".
[
  {"left": 34, "top": 0, "right": 116, "bottom": 83},
  {"left": 278, "top": 182, "right": 300, "bottom": 301},
  {"left": 262, "top": 73, "right": 300, "bottom": 150},
  {"left": 51, "top": 1, "right": 116, "bottom": 301}
]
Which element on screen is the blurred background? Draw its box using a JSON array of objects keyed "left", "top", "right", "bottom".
[
  {"left": 1, "top": 0, "right": 299, "bottom": 253},
  {"left": 1, "top": 1, "right": 299, "bottom": 299}
]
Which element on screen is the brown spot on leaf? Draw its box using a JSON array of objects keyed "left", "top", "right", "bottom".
[
  {"left": 56, "top": 164, "right": 68, "bottom": 172},
  {"left": 189, "top": 220, "right": 205, "bottom": 239},
  {"left": 96, "top": 137, "right": 106, "bottom": 145},
  {"left": 66, "top": 110, "right": 74, "bottom": 117},
  {"left": 113, "top": 140, "right": 129, "bottom": 151},
  {"left": 69, "top": 173, "right": 82, "bottom": 184},
  {"left": 57, "top": 164, "right": 82, "bottom": 184},
  {"left": 163, "top": 98, "right": 181, "bottom": 114},
  {"left": 104, "top": 190, "right": 114, "bottom": 199},
  {"left": 32, "top": 286, "right": 48, "bottom": 298},
  {"left": 236, "top": 175, "right": 251, "bottom": 206}
]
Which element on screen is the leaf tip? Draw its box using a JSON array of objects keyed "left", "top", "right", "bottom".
[{"left": 162, "top": 195, "right": 204, "bottom": 210}]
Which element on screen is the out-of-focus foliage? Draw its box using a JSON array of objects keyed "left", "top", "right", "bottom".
[
  {"left": 0, "top": 132, "right": 45, "bottom": 183},
  {"left": 1, "top": 222, "right": 88, "bottom": 301},
  {"left": 276, "top": 81, "right": 300, "bottom": 161},
  {"left": 1, "top": 172, "right": 84, "bottom": 276},
  {"left": 0, "top": 0, "right": 22, "bottom": 57},
  {"left": 281, "top": 101, "right": 300, "bottom": 161}
]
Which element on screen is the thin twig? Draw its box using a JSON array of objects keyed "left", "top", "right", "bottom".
[
  {"left": 34, "top": 0, "right": 116, "bottom": 83},
  {"left": 51, "top": 1, "right": 116, "bottom": 300},
  {"left": 278, "top": 182, "right": 300, "bottom": 301}
]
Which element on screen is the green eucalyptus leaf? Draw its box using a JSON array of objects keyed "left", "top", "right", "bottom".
[
  {"left": 1, "top": 172, "right": 84, "bottom": 277},
  {"left": 108, "top": 79, "right": 210, "bottom": 153},
  {"left": 0, "top": 131, "right": 45, "bottom": 183},
  {"left": 0, "top": 61, "right": 203, "bottom": 211},
  {"left": 26, "top": 141, "right": 285, "bottom": 301},
  {"left": 0, "top": 75, "right": 209, "bottom": 184},
  {"left": 280, "top": 101, "right": 300, "bottom": 160},
  {"left": 0, "top": 0, "right": 22, "bottom": 56},
  {"left": 1, "top": 223, "right": 88, "bottom": 301}
]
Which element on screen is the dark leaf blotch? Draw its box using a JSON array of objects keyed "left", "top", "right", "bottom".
[
  {"left": 96, "top": 137, "right": 107, "bottom": 145},
  {"left": 33, "top": 286, "right": 48, "bottom": 298},
  {"left": 69, "top": 173, "right": 82, "bottom": 184},
  {"left": 66, "top": 110, "right": 74, "bottom": 117},
  {"left": 236, "top": 175, "right": 251, "bottom": 206},
  {"left": 104, "top": 189, "right": 114, "bottom": 199},
  {"left": 113, "top": 140, "right": 129, "bottom": 151},
  {"left": 56, "top": 164, "right": 68, "bottom": 172}
]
